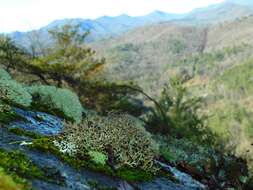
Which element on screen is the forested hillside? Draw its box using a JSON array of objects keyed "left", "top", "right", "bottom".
[{"left": 92, "top": 14, "right": 253, "bottom": 180}]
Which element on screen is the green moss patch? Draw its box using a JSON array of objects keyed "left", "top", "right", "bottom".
[
  {"left": 0, "top": 167, "right": 25, "bottom": 190},
  {"left": 0, "top": 149, "right": 46, "bottom": 189},
  {"left": 29, "top": 137, "right": 155, "bottom": 182},
  {"left": 87, "top": 180, "right": 117, "bottom": 190},
  {"left": 0, "top": 104, "right": 17, "bottom": 124},
  {"left": 8, "top": 128, "right": 42, "bottom": 139}
]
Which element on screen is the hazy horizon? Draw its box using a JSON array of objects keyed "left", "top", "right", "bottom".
[{"left": 0, "top": 0, "right": 225, "bottom": 33}]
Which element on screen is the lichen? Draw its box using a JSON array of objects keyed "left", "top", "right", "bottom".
[
  {"left": 26, "top": 85, "right": 84, "bottom": 123},
  {"left": 0, "top": 79, "right": 32, "bottom": 108},
  {"left": 56, "top": 113, "right": 159, "bottom": 172}
]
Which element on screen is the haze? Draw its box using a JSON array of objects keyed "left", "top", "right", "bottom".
[{"left": 0, "top": 0, "right": 225, "bottom": 33}]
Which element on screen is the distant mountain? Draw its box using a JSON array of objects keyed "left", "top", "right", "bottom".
[
  {"left": 8, "top": 0, "right": 253, "bottom": 50},
  {"left": 184, "top": 2, "right": 253, "bottom": 24},
  {"left": 226, "top": 0, "right": 253, "bottom": 7},
  {"left": 9, "top": 11, "right": 183, "bottom": 49}
]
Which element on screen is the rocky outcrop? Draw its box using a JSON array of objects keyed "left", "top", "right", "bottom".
[{"left": 0, "top": 108, "right": 206, "bottom": 190}]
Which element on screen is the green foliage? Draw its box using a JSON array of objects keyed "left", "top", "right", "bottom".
[
  {"left": 88, "top": 151, "right": 108, "bottom": 165},
  {"left": 0, "top": 35, "right": 28, "bottom": 72},
  {"left": 156, "top": 135, "right": 251, "bottom": 189},
  {"left": 203, "top": 58, "right": 253, "bottom": 172},
  {"left": 208, "top": 103, "right": 249, "bottom": 137},
  {"left": 0, "top": 79, "right": 32, "bottom": 108},
  {"left": 77, "top": 81, "right": 143, "bottom": 115},
  {"left": 103, "top": 96, "right": 145, "bottom": 116},
  {"left": 26, "top": 85, "right": 83, "bottom": 123},
  {"left": 56, "top": 113, "right": 159, "bottom": 172},
  {"left": 0, "top": 67, "right": 12, "bottom": 80},
  {"left": 173, "top": 44, "right": 250, "bottom": 77},
  {"left": 161, "top": 78, "right": 205, "bottom": 138},
  {"left": 160, "top": 147, "right": 177, "bottom": 163},
  {"left": 218, "top": 59, "right": 253, "bottom": 95},
  {"left": 30, "top": 24, "right": 104, "bottom": 86},
  {"left": 207, "top": 102, "right": 253, "bottom": 165},
  {"left": 168, "top": 39, "right": 186, "bottom": 54},
  {"left": 157, "top": 135, "right": 215, "bottom": 165},
  {"left": 108, "top": 43, "right": 141, "bottom": 71},
  {"left": 148, "top": 76, "right": 213, "bottom": 143}
]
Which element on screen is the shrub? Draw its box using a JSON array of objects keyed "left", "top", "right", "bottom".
[
  {"left": 0, "top": 80, "right": 32, "bottom": 107},
  {"left": 156, "top": 135, "right": 251, "bottom": 189},
  {"left": 147, "top": 76, "right": 213, "bottom": 143},
  {"left": 55, "top": 113, "right": 159, "bottom": 172},
  {"left": 26, "top": 85, "right": 83, "bottom": 123},
  {"left": 0, "top": 68, "right": 11, "bottom": 80},
  {"left": 109, "top": 97, "right": 146, "bottom": 117},
  {"left": 156, "top": 135, "right": 214, "bottom": 165}
]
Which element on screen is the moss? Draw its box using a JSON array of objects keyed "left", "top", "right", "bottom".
[
  {"left": 29, "top": 137, "right": 155, "bottom": 181},
  {"left": 88, "top": 151, "right": 108, "bottom": 165},
  {"left": 29, "top": 137, "right": 114, "bottom": 174},
  {"left": 116, "top": 168, "right": 154, "bottom": 182},
  {"left": 0, "top": 149, "right": 46, "bottom": 189},
  {"left": 0, "top": 108, "right": 17, "bottom": 124},
  {"left": 8, "top": 128, "right": 42, "bottom": 139},
  {"left": 0, "top": 102, "right": 24, "bottom": 124},
  {"left": 0, "top": 168, "right": 25, "bottom": 190},
  {"left": 29, "top": 137, "right": 113, "bottom": 171},
  {"left": 87, "top": 180, "right": 117, "bottom": 190}
]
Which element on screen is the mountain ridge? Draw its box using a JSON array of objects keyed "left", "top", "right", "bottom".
[
  {"left": 7, "top": 0, "right": 253, "bottom": 50},
  {"left": 9, "top": 10, "right": 183, "bottom": 49}
]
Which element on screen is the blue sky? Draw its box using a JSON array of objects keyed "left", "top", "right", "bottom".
[{"left": 0, "top": 0, "right": 225, "bottom": 33}]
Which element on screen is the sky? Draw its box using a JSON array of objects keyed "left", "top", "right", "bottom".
[{"left": 0, "top": 0, "right": 225, "bottom": 33}]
